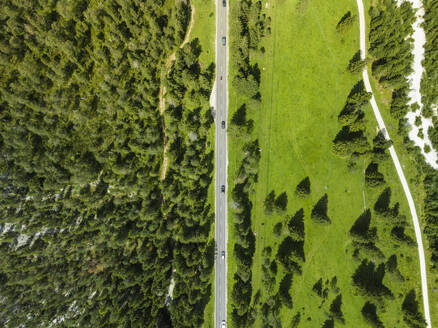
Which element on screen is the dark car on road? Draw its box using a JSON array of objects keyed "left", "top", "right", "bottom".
[
  {"left": 221, "top": 121, "right": 225, "bottom": 129},
  {"left": 222, "top": 36, "right": 226, "bottom": 46},
  {"left": 221, "top": 185, "right": 225, "bottom": 193},
  {"left": 222, "top": 0, "right": 226, "bottom": 7}
]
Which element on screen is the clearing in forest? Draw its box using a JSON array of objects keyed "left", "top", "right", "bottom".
[{"left": 227, "top": 0, "right": 428, "bottom": 326}]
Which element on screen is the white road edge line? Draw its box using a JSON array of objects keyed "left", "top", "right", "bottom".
[
  {"left": 213, "top": 0, "right": 218, "bottom": 325},
  {"left": 225, "top": 0, "right": 229, "bottom": 321},
  {"left": 356, "top": 0, "right": 431, "bottom": 326}
]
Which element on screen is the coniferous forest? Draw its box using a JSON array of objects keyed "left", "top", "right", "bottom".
[{"left": 0, "top": 0, "right": 214, "bottom": 327}]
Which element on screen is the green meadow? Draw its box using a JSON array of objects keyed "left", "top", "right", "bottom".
[{"left": 227, "top": 0, "right": 430, "bottom": 326}]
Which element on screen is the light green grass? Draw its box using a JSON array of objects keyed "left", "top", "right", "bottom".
[
  {"left": 191, "top": 0, "right": 216, "bottom": 69},
  {"left": 228, "top": 0, "right": 430, "bottom": 326},
  {"left": 187, "top": 0, "right": 216, "bottom": 327}
]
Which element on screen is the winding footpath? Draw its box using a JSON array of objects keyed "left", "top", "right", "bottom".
[{"left": 355, "top": 0, "right": 431, "bottom": 326}]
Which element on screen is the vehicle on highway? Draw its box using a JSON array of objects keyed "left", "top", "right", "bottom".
[
  {"left": 221, "top": 251, "right": 225, "bottom": 259},
  {"left": 221, "top": 320, "right": 226, "bottom": 328},
  {"left": 221, "top": 121, "right": 225, "bottom": 129},
  {"left": 221, "top": 185, "right": 225, "bottom": 193},
  {"left": 222, "top": 0, "right": 226, "bottom": 7},
  {"left": 221, "top": 37, "right": 226, "bottom": 46},
  {"left": 220, "top": 76, "right": 222, "bottom": 80}
]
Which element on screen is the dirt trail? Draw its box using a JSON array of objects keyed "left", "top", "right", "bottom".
[
  {"left": 159, "top": 3, "right": 195, "bottom": 181},
  {"left": 167, "top": 3, "right": 196, "bottom": 68}
]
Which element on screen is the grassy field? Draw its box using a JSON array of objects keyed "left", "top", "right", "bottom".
[
  {"left": 184, "top": 0, "right": 216, "bottom": 326},
  {"left": 228, "top": 0, "right": 431, "bottom": 326},
  {"left": 191, "top": 0, "right": 216, "bottom": 69}
]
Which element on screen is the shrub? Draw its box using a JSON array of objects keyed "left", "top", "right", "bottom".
[
  {"left": 390, "top": 226, "right": 415, "bottom": 246},
  {"left": 374, "top": 187, "right": 391, "bottom": 216},
  {"left": 361, "top": 302, "right": 384, "bottom": 328},
  {"left": 276, "top": 236, "right": 305, "bottom": 272},
  {"left": 232, "top": 74, "right": 259, "bottom": 99},
  {"left": 311, "top": 194, "right": 331, "bottom": 225},
  {"left": 312, "top": 278, "right": 323, "bottom": 297},
  {"left": 365, "top": 163, "right": 385, "bottom": 188},
  {"left": 295, "top": 177, "right": 311, "bottom": 198},
  {"left": 336, "top": 11, "right": 355, "bottom": 34},
  {"left": 348, "top": 50, "right": 367, "bottom": 73},
  {"left": 273, "top": 222, "right": 283, "bottom": 238},
  {"left": 424, "top": 144, "right": 431, "bottom": 154},
  {"left": 386, "top": 254, "right": 405, "bottom": 282},
  {"left": 428, "top": 125, "right": 438, "bottom": 151},
  {"left": 274, "top": 192, "right": 288, "bottom": 214},
  {"left": 322, "top": 319, "right": 335, "bottom": 328},
  {"left": 371, "top": 131, "right": 392, "bottom": 162},
  {"left": 329, "top": 294, "right": 345, "bottom": 323},
  {"left": 330, "top": 276, "right": 340, "bottom": 294},
  {"left": 349, "top": 209, "right": 378, "bottom": 244},
  {"left": 264, "top": 190, "right": 276, "bottom": 215},
  {"left": 287, "top": 208, "right": 305, "bottom": 241},
  {"left": 278, "top": 274, "right": 293, "bottom": 309},
  {"left": 402, "top": 290, "right": 426, "bottom": 328},
  {"left": 333, "top": 127, "right": 370, "bottom": 157},
  {"left": 291, "top": 312, "right": 301, "bottom": 328},
  {"left": 352, "top": 260, "right": 392, "bottom": 299}
]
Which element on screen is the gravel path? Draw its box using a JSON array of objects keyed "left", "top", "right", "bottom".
[{"left": 356, "top": 0, "right": 431, "bottom": 326}]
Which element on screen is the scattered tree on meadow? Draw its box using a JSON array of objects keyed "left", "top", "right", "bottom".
[
  {"left": 352, "top": 260, "right": 393, "bottom": 299},
  {"left": 311, "top": 194, "right": 331, "bottom": 225},
  {"left": 349, "top": 209, "right": 378, "bottom": 245},
  {"left": 295, "top": 177, "right": 311, "bottom": 198},
  {"left": 361, "top": 302, "right": 384, "bottom": 328},
  {"left": 348, "top": 50, "right": 368, "bottom": 74},
  {"left": 336, "top": 11, "right": 355, "bottom": 34},
  {"left": 401, "top": 290, "right": 426, "bottom": 328},
  {"left": 278, "top": 274, "right": 293, "bottom": 309},
  {"left": 264, "top": 190, "right": 276, "bottom": 215},
  {"left": 287, "top": 208, "right": 305, "bottom": 241},
  {"left": 329, "top": 294, "right": 345, "bottom": 324},
  {"left": 386, "top": 254, "right": 405, "bottom": 282},
  {"left": 365, "top": 163, "right": 385, "bottom": 188}
]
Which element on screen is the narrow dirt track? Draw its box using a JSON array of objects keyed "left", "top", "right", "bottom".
[{"left": 159, "top": 3, "right": 196, "bottom": 181}]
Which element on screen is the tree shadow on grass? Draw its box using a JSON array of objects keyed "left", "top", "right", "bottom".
[{"left": 311, "top": 194, "right": 331, "bottom": 225}]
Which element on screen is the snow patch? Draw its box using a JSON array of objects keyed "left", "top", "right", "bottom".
[
  {"left": 401, "top": 0, "right": 438, "bottom": 169},
  {"left": 210, "top": 80, "right": 217, "bottom": 121},
  {"left": 165, "top": 277, "right": 175, "bottom": 307}
]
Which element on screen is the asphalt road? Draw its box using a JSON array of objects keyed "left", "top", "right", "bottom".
[{"left": 214, "top": 0, "right": 228, "bottom": 327}]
